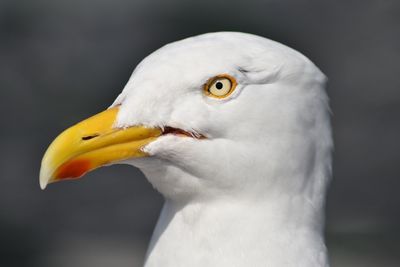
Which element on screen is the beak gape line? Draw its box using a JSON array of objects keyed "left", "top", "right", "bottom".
[{"left": 162, "top": 126, "right": 204, "bottom": 139}]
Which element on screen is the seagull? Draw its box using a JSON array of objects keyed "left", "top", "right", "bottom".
[{"left": 40, "top": 32, "right": 333, "bottom": 267}]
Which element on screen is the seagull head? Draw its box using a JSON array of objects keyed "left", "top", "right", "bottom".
[{"left": 40, "top": 32, "right": 332, "bottom": 204}]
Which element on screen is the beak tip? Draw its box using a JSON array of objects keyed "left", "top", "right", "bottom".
[
  {"left": 40, "top": 181, "right": 47, "bottom": 190},
  {"left": 39, "top": 175, "right": 49, "bottom": 190},
  {"left": 39, "top": 164, "right": 51, "bottom": 190}
]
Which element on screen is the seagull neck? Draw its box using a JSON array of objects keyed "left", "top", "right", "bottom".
[
  {"left": 145, "top": 194, "right": 328, "bottom": 267},
  {"left": 165, "top": 192, "right": 325, "bottom": 234}
]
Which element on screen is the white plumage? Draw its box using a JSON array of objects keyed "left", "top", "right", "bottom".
[
  {"left": 113, "top": 32, "right": 332, "bottom": 267},
  {"left": 41, "top": 31, "right": 333, "bottom": 267}
]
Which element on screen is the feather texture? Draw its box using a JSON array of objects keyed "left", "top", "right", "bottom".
[{"left": 113, "top": 32, "right": 332, "bottom": 267}]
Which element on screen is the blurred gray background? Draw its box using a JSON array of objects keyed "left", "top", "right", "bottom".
[{"left": 1, "top": 0, "right": 399, "bottom": 266}]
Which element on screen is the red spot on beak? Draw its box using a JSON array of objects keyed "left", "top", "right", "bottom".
[{"left": 56, "top": 159, "right": 91, "bottom": 180}]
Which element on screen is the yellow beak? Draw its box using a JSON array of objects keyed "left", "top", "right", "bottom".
[{"left": 39, "top": 107, "right": 162, "bottom": 189}]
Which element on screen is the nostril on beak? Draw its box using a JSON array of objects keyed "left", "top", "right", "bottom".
[{"left": 81, "top": 134, "right": 99, "bottom": 141}]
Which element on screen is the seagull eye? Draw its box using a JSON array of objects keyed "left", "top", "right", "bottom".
[{"left": 204, "top": 75, "right": 237, "bottom": 98}]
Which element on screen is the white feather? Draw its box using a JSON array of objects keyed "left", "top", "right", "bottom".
[{"left": 114, "top": 32, "right": 332, "bottom": 267}]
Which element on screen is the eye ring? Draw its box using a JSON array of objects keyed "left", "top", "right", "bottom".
[{"left": 204, "top": 74, "right": 237, "bottom": 99}]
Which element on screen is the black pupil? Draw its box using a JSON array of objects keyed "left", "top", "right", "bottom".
[{"left": 215, "top": 81, "right": 223, "bottom": 89}]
